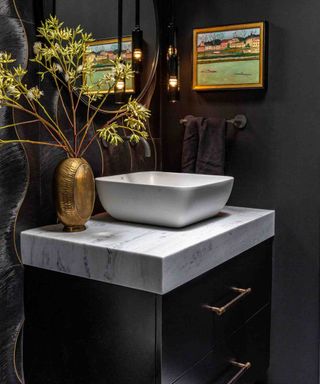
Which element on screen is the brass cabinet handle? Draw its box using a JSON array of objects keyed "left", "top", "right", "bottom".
[
  {"left": 226, "top": 360, "right": 252, "bottom": 384},
  {"left": 203, "top": 287, "right": 252, "bottom": 316}
]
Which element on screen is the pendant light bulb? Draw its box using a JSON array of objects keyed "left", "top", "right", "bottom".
[
  {"left": 116, "top": 79, "right": 125, "bottom": 91},
  {"left": 132, "top": 29, "right": 143, "bottom": 72},
  {"left": 114, "top": 74, "right": 126, "bottom": 104},
  {"left": 167, "top": 45, "right": 177, "bottom": 58},
  {"left": 167, "top": 50, "right": 179, "bottom": 102},
  {"left": 168, "top": 76, "right": 178, "bottom": 88},
  {"left": 133, "top": 48, "right": 143, "bottom": 61}
]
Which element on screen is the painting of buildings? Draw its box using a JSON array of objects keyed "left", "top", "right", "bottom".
[
  {"left": 84, "top": 37, "right": 134, "bottom": 93},
  {"left": 193, "top": 22, "right": 265, "bottom": 90}
]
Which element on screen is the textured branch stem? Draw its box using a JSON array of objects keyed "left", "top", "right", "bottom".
[
  {"left": 4, "top": 101, "right": 75, "bottom": 156},
  {"left": 76, "top": 89, "right": 113, "bottom": 155},
  {"left": 0, "top": 138, "right": 66, "bottom": 149},
  {"left": 0, "top": 119, "right": 38, "bottom": 130},
  {"left": 53, "top": 78, "right": 73, "bottom": 127}
]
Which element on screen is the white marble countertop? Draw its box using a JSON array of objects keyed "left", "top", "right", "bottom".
[{"left": 21, "top": 206, "right": 275, "bottom": 294}]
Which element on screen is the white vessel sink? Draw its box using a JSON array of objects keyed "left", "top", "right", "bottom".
[{"left": 95, "top": 172, "right": 234, "bottom": 228}]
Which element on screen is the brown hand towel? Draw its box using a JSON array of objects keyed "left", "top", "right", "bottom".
[
  {"left": 181, "top": 115, "right": 205, "bottom": 172},
  {"left": 196, "top": 117, "right": 226, "bottom": 175},
  {"left": 181, "top": 116, "right": 226, "bottom": 175}
]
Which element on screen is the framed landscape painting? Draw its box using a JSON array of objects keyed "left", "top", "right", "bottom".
[
  {"left": 193, "top": 22, "right": 265, "bottom": 90},
  {"left": 84, "top": 36, "right": 134, "bottom": 94}
]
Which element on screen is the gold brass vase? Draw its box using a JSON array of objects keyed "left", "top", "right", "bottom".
[{"left": 54, "top": 158, "right": 95, "bottom": 232}]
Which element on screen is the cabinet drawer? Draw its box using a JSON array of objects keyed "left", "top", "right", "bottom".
[
  {"left": 162, "top": 240, "right": 272, "bottom": 384},
  {"left": 173, "top": 305, "right": 271, "bottom": 384}
]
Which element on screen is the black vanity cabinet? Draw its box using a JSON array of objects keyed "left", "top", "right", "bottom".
[
  {"left": 160, "top": 240, "right": 271, "bottom": 384},
  {"left": 24, "top": 240, "right": 272, "bottom": 384}
]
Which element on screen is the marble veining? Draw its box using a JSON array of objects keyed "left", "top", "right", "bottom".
[{"left": 21, "top": 206, "right": 275, "bottom": 294}]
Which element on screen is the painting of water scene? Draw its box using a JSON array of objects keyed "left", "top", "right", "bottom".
[
  {"left": 193, "top": 22, "right": 265, "bottom": 90},
  {"left": 84, "top": 37, "right": 134, "bottom": 93}
]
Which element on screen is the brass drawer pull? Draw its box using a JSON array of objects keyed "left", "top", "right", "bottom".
[
  {"left": 226, "top": 360, "right": 252, "bottom": 384},
  {"left": 203, "top": 287, "right": 252, "bottom": 316}
]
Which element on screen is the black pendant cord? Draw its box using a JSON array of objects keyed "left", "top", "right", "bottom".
[
  {"left": 35, "top": 0, "right": 56, "bottom": 28},
  {"left": 167, "top": 0, "right": 179, "bottom": 102},
  {"left": 132, "top": 0, "right": 143, "bottom": 76},
  {"left": 118, "top": 0, "right": 123, "bottom": 56},
  {"left": 168, "top": 0, "right": 176, "bottom": 50},
  {"left": 170, "top": 0, "right": 175, "bottom": 24},
  {"left": 115, "top": 0, "right": 125, "bottom": 104},
  {"left": 135, "top": 0, "right": 140, "bottom": 27},
  {"left": 172, "top": 0, "right": 177, "bottom": 48}
]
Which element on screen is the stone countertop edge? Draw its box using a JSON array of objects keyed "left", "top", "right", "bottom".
[{"left": 21, "top": 206, "right": 275, "bottom": 295}]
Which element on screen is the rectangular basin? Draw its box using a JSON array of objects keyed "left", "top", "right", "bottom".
[{"left": 95, "top": 172, "right": 234, "bottom": 228}]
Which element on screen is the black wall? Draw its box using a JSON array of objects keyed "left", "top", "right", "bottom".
[{"left": 159, "top": 1, "right": 320, "bottom": 383}]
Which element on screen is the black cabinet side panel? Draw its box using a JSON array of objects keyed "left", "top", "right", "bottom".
[{"left": 24, "top": 267, "right": 156, "bottom": 384}]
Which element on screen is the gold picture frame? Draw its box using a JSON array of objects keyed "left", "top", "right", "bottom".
[
  {"left": 83, "top": 36, "right": 134, "bottom": 94},
  {"left": 193, "top": 22, "right": 265, "bottom": 91}
]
